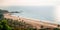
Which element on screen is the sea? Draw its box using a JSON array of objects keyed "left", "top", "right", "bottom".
[{"left": 1, "top": 6, "right": 56, "bottom": 23}]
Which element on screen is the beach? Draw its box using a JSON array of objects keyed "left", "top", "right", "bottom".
[{"left": 4, "top": 13, "right": 58, "bottom": 29}]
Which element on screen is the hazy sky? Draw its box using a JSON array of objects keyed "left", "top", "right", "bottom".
[{"left": 0, "top": 0, "right": 59, "bottom": 6}]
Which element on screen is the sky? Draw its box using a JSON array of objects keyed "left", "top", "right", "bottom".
[
  {"left": 0, "top": 0, "right": 58, "bottom": 6},
  {"left": 0, "top": 0, "right": 60, "bottom": 24}
]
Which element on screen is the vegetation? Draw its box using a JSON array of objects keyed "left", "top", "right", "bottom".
[
  {"left": 0, "top": 14, "right": 4, "bottom": 20},
  {"left": 0, "top": 19, "right": 12, "bottom": 30},
  {"left": 6, "top": 19, "right": 34, "bottom": 30},
  {"left": 0, "top": 9, "right": 9, "bottom": 14},
  {"left": 0, "top": 9, "right": 9, "bottom": 20},
  {"left": 53, "top": 28, "right": 60, "bottom": 30}
]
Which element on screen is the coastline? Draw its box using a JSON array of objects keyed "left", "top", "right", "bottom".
[{"left": 3, "top": 13, "right": 58, "bottom": 29}]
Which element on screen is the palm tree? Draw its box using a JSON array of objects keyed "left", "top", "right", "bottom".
[
  {"left": 58, "top": 25, "right": 60, "bottom": 28},
  {"left": 41, "top": 25, "right": 44, "bottom": 28}
]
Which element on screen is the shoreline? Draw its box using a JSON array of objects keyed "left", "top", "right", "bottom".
[
  {"left": 3, "top": 13, "right": 59, "bottom": 29},
  {"left": 11, "top": 14, "right": 57, "bottom": 24}
]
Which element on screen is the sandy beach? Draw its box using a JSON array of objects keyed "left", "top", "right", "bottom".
[{"left": 4, "top": 13, "right": 58, "bottom": 29}]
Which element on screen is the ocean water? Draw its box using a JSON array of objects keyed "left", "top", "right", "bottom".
[{"left": 2, "top": 6, "right": 54, "bottom": 22}]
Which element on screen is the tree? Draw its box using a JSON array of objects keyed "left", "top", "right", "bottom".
[
  {"left": 0, "top": 14, "right": 4, "bottom": 20},
  {"left": 53, "top": 28, "right": 60, "bottom": 30},
  {"left": 0, "top": 9, "right": 9, "bottom": 20},
  {"left": 0, "top": 19, "right": 12, "bottom": 30},
  {"left": 41, "top": 25, "right": 44, "bottom": 28}
]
